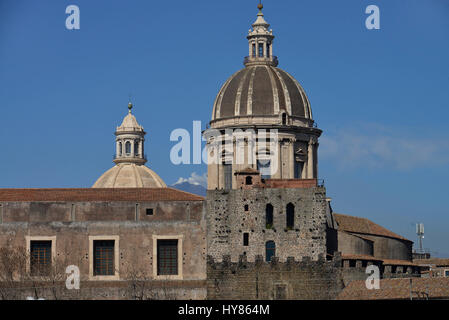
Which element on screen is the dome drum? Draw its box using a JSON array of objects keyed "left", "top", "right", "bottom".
[{"left": 209, "top": 114, "right": 318, "bottom": 131}]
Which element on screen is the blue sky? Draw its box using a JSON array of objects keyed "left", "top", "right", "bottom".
[{"left": 1, "top": 0, "right": 449, "bottom": 256}]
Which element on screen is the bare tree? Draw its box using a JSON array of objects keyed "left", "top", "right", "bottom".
[
  {"left": 123, "top": 248, "right": 154, "bottom": 300},
  {"left": 0, "top": 239, "right": 85, "bottom": 300},
  {"left": 0, "top": 244, "right": 28, "bottom": 300}
]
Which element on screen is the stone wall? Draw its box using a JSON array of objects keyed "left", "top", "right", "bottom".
[
  {"left": 338, "top": 231, "right": 373, "bottom": 257},
  {"left": 206, "top": 187, "right": 328, "bottom": 263},
  {"left": 0, "top": 280, "right": 207, "bottom": 300},
  {"left": 0, "top": 199, "right": 207, "bottom": 300},
  {"left": 207, "top": 254, "right": 344, "bottom": 300},
  {"left": 367, "top": 235, "right": 413, "bottom": 261},
  {"left": 341, "top": 259, "right": 421, "bottom": 286}
]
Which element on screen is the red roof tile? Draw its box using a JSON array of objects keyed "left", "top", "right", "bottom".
[
  {"left": 0, "top": 188, "right": 204, "bottom": 202},
  {"left": 341, "top": 254, "right": 383, "bottom": 261},
  {"left": 414, "top": 258, "right": 449, "bottom": 267},
  {"left": 334, "top": 213, "right": 410, "bottom": 242},
  {"left": 337, "top": 277, "right": 449, "bottom": 300},
  {"left": 341, "top": 255, "right": 419, "bottom": 266},
  {"left": 382, "top": 259, "right": 418, "bottom": 266}
]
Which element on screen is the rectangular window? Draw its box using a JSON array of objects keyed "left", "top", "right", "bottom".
[
  {"left": 30, "top": 241, "right": 52, "bottom": 276},
  {"left": 445, "top": 270, "right": 449, "bottom": 277},
  {"left": 146, "top": 208, "right": 154, "bottom": 216},
  {"left": 257, "top": 160, "right": 271, "bottom": 180},
  {"left": 157, "top": 240, "right": 178, "bottom": 276},
  {"left": 94, "top": 240, "right": 115, "bottom": 276},
  {"left": 252, "top": 43, "right": 256, "bottom": 57},
  {"left": 294, "top": 162, "right": 304, "bottom": 179},
  {"left": 258, "top": 43, "right": 264, "bottom": 57},
  {"left": 243, "top": 233, "right": 249, "bottom": 246},
  {"left": 224, "top": 164, "right": 232, "bottom": 190}
]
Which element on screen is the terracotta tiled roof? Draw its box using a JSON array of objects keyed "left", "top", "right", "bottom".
[
  {"left": 333, "top": 213, "right": 410, "bottom": 242},
  {"left": 341, "top": 254, "right": 383, "bottom": 261},
  {"left": 337, "top": 278, "right": 449, "bottom": 300},
  {"left": 414, "top": 258, "right": 449, "bottom": 267},
  {"left": 341, "top": 255, "right": 419, "bottom": 266},
  {"left": 0, "top": 188, "right": 204, "bottom": 202},
  {"left": 382, "top": 259, "right": 418, "bottom": 266}
]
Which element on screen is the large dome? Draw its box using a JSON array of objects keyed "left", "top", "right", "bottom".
[
  {"left": 212, "top": 65, "right": 312, "bottom": 121},
  {"left": 92, "top": 163, "right": 167, "bottom": 188}
]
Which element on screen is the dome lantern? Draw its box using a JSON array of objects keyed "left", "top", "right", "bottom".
[
  {"left": 114, "top": 101, "right": 146, "bottom": 166},
  {"left": 245, "top": 2, "right": 277, "bottom": 67}
]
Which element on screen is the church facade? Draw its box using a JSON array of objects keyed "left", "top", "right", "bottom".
[{"left": 0, "top": 5, "right": 420, "bottom": 300}]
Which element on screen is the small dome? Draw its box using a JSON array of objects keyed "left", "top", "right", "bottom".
[
  {"left": 212, "top": 65, "right": 312, "bottom": 122},
  {"left": 92, "top": 163, "right": 167, "bottom": 188}
]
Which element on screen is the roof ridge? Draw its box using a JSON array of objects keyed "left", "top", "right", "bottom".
[
  {"left": 166, "top": 187, "right": 205, "bottom": 200},
  {"left": 0, "top": 188, "right": 204, "bottom": 202}
]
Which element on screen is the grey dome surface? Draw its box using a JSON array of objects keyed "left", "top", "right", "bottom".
[{"left": 212, "top": 65, "right": 312, "bottom": 121}]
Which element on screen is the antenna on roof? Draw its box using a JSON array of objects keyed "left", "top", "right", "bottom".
[{"left": 416, "top": 223, "right": 425, "bottom": 253}]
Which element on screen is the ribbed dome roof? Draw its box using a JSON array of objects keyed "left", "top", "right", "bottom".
[
  {"left": 212, "top": 65, "right": 312, "bottom": 121},
  {"left": 92, "top": 163, "right": 167, "bottom": 188}
]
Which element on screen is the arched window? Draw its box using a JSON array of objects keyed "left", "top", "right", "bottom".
[
  {"left": 258, "top": 43, "right": 264, "bottom": 57},
  {"left": 125, "top": 141, "right": 131, "bottom": 154},
  {"left": 134, "top": 141, "right": 139, "bottom": 156},
  {"left": 266, "top": 43, "right": 271, "bottom": 58},
  {"left": 252, "top": 43, "right": 256, "bottom": 57},
  {"left": 245, "top": 176, "right": 253, "bottom": 185},
  {"left": 266, "top": 204, "right": 273, "bottom": 229},
  {"left": 118, "top": 142, "right": 122, "bottom": 156},
  {"left": 282, "top": 113, "right": 287, "bottom": 125},
  {"left": 286, "top": 203, "right": 294, "bottom": 229},
  {"left": 266, "top": 241, "right": 276, "bottom": 262}
]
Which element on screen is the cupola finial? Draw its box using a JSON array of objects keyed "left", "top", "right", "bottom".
[
  {"left": 128, "top": 93, "right": 133, "bottom": 113},
  {"left": 258, "top": 1, "right": 263, "bottom": 12}
]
